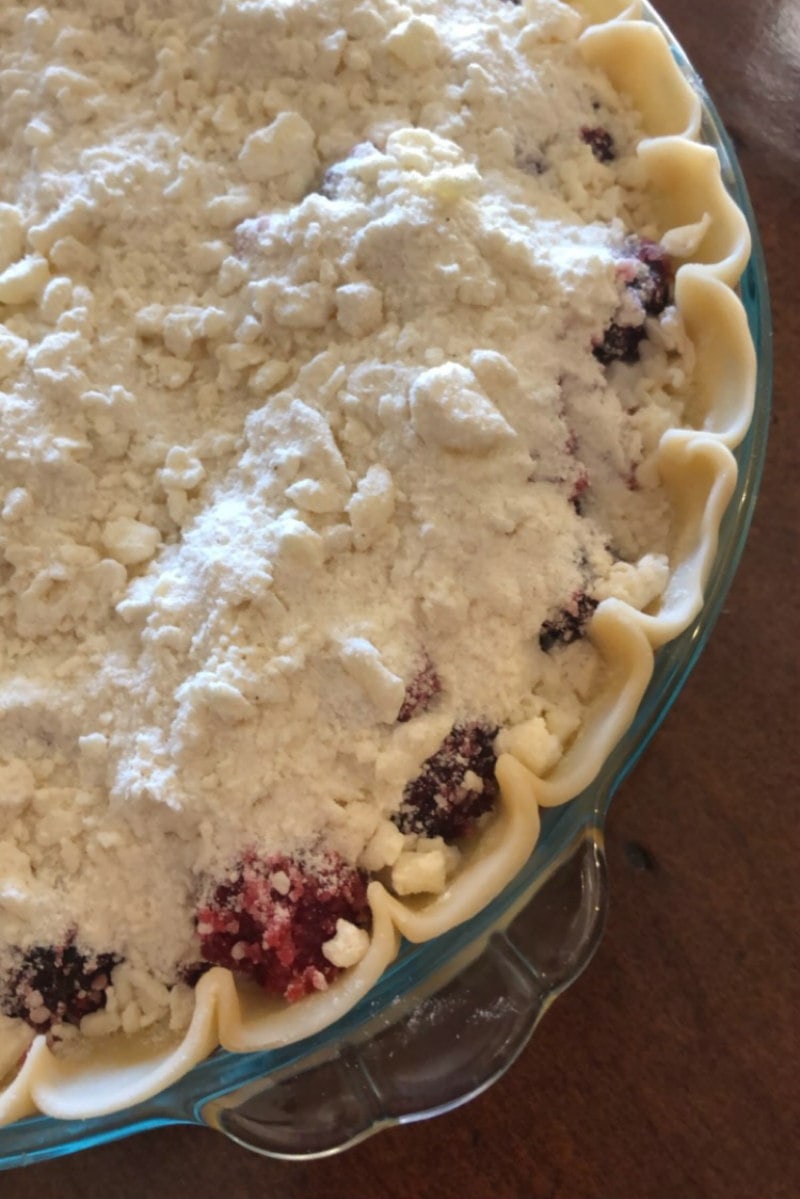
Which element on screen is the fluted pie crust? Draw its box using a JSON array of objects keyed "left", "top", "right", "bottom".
[{"left": 0, "top": 0, "right": 755, "bottom": 1124}]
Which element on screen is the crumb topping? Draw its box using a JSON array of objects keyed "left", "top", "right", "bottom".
[{"left": 0, "top": 0, "right": 692, "bottom": 1034}]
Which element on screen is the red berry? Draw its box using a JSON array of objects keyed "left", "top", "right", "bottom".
[
  {"left": 398, "top": 654, "right": 442, "bottom": 722},
  {"left": 196, "top": 852, "right": 370, "bottom": 1002}
]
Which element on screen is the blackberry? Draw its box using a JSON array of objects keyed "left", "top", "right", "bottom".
[
  {"left": 581, "top": 125, "right": 616, "bottom": 162},
  {"left": 595, "top": 239, "right": 672, "bottom": 365},
  {"left": 628, "top": 238, "right": 671, "bottom": 316},
  {"left": 539, "top": 591, "right": 598, "bottom": 652},
  {"left": 393, "top": 722, "right": 499, "bottom": 841},
  {"left": 593, "top": 322, "right": 646, "bottom": 365},
  {"left": 3, "top": 941, "right": 118, "bottom": 1031}
]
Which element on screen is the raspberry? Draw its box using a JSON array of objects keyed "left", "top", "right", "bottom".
[
  {"left": 2, "top": 941, "right": 118, "bottom": 1032},
  {"left": 398, "top": 654, "right": 442, "bottom": 722},
  {"left": 393, "top": 722, "right": 499, "bottom": 841},
  {"left": 539, "top": 591, "right": 598, "bottom": 652},
  {"left": 581, "top": 125, "right": 616, "bottom": 162},
  {"left": 196, "top": 852, "right": 370, "bottom": 1002}
]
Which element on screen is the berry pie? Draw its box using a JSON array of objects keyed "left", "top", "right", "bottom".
[{"left": 0, "top": 0, "right": 754, "bottom": 1122}]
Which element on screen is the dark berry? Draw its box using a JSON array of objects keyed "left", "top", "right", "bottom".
[
  {"left": 2, "top": 941, "right": 118, "bottom": 1031},
  {"left": 516, "top": 149, "right": 546, "bottom": 176},
  {"left": 196, "top": 852, "right": 370, "bottom": 1003},
  {"left": 569, "top": 470, "right": 590, "bottom": 514},
  {"left": 319, "top": 141, "right": 376, "bottom": 199},
  {"left": 179, "top": 960, "right": 213, "bottom": 988},
  {"left": 627, "top": 238, "right": 671, "bottom": 316},
  {"left": 595, "top": 239, "right": 672, "bottom": 367},
  {"left": 393, "top": 722, "right": 500, "bottom": 841},
  {"left": 319, "top": 164, "right": 345, "bottom": 200},
  {"left": 593, "top": 322, "right": 646, "bottom": 365},
  {"left": 539, "top": 591, "right": 598, "bottom": 652},
  {"left": 581, "top": 125, "right": 616, "bottom": 163},
  {"left": 398, "top": 654, "right": 442, "bottom": 722}
]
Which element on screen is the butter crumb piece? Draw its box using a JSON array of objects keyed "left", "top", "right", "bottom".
[
  {"left": 160, "top": 446, "right": 205, "bottom": 491},
  {"left": 239, "top": 112, "right": 318, "bottom": 199},
  {"left": 410, "top": 363, "right": 515, "bottom": 453},
  {"left": 497, "top": 715, "right": 563, "bottom": 776},
  {"left": 101, "top": 517, "right": 161, "bottom": 566},
  {"left": 2, "top": 487, "right": 32, "bottom": 522},
  {"left": 321, "top": 918, "right": 370, "bottom": 969},
  {"left": 346, "top": 464, "right": 395, "bottom": 550},
  {"left": 335, "top": 283, "right": 383, "bottom": 337},
  {"left": 386, "top": 16, "right": 441, "bottom": 69},
  {"left": 80, "top": 1009, "right": 120, "bottom": 1038},
  {"left": 249, "top": 360, "right": 291, "bottom": 395},
  {"left": 594, "top": 554, "right": 669, "bottom": 610},
  {"left": 360, "top": 819, "right": 405, "bottom": 871},
  {"left": 391, "top": 847, "right": 448, "bottom": 895},
  {"left": 338, "top": 636, "right": 405, "bottom": 723},
  {"left": 0, "top": 204, "right": 25, "bottom": 272},
  {"left": 0, "top": 255, "right": 49, "bottom": 305}
]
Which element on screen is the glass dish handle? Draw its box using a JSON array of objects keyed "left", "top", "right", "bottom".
[{"left": 201, "top": 826, "right": 607, "bottom": 1160}]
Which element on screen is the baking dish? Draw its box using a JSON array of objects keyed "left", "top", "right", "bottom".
[{"left": 0, "top": 0, "right": 770, "bottom": 1167}]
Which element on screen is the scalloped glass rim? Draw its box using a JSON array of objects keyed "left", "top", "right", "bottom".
[{"left": 0, "top": 11, "right": 771, "bottom": 1172}]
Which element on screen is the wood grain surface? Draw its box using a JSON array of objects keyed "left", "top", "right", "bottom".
[{"left": 4, "top": 1, "right": 798, "bottom": 1195}]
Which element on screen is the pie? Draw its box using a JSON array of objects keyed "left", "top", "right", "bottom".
[{"left": 0, "top": 0, "right": 754, "bottom": 1123}]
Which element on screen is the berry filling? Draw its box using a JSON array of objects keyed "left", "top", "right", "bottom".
[
  {"left": 393, "top": 722, "right": 500, "bottom": 841},
  {"left": 593, "top": 322, "right": 647, "bottom": 365},
  {"left": 398, "top": 654, "right": 442, "bottom": 722},
  {"left": 516, "top": 147, "right": 546, "bottom": 176},
  {"left": 2, "top": 941, "right": 118, "bottom": 1032},
  {"left": 594, "top": 239, "right": 673, "bottom": 365},
  {"left": 569, "top": 468, "right": 591, "bottom": 514},
  {"left": 581, "top": 125, "right": 616, "bottom": 162},
  {"left": 564, "top": 429, "right": 591, "bottom": 513},
  {"left": 539, "top": 591, "right": 598, "bottom": 652},
  {"left": 623, "top": 237, "right": 672, "bottom": 316},
  {"left": 196, "top": 852, "right": 370, "bottom": 1002}
]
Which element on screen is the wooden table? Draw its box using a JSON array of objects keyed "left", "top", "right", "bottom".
[{"left": 5, "top": 1, "right": 798, "bottom": 1195}]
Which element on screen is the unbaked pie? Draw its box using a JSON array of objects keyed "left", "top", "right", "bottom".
[{"left": 0, "top": 0, "right": 754, "bottom": 1122}]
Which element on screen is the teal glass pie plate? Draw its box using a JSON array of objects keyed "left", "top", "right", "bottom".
[{"left": 0, "top": 9, "right": 771, "bottom": 1171}]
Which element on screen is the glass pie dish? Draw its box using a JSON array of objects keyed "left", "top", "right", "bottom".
[{"left": 0, "top": 0, "right": 770, "bottom": 1169}]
